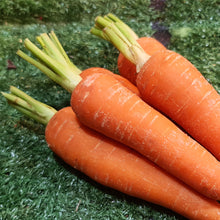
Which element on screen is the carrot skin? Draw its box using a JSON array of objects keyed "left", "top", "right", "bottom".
[
  {"left": 46, "top": 107, "right": 220, "bottom": 220},
  {"left": 80, "top": 67, "right": 140, "bottom": 96},
  {"left": 118, "top": 37, "right": 166, "bottom": 85},
  {"left": 136, "top": 49, "right": 220, "bottom": 160},
  {"left": 71, "top": 72, "right": 220, "bottom": 200}
]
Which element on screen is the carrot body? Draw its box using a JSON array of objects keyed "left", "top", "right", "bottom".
[
  {"left": 71, "top": 71, "right": 220, "bottom": 200},
  {"left": 136, "top": 49, "right": 220, "bottom": 160},
  {"left": 117, "top": 37, "right": 166, "bottom": 85},
  {"left": 92, "top": 15, "right": 220, "bottom": 160},
  {"left": 80, "top": 67, "right": 140, "bottom": 96},
  {"left": 46, "top": 107, "right": 220, "bottom": 220}
]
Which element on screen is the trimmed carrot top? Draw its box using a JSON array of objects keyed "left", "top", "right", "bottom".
[
  {"left": 90, "top": 13, "right": 139, "bottom": 42},
  {"left": 17, "top": 31, "right": 82, "bottom": 93},
  {"left": 1, "top": 86, "right": 56, "bottom": 125},
  {"left": 91, "top": 13, "right": 150, "bottom": 72}
]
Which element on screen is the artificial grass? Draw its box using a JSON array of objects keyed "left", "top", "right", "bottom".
[
  {"left": 0, "top": 0, "right": 158, "bottom": 24},
  {"left": 0, "top": 0, "right": 219, "bottom": 219}
]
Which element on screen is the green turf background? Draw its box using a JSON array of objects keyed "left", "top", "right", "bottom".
[{"left": 0, "top": 0, "right": 219, "bottom": 219}]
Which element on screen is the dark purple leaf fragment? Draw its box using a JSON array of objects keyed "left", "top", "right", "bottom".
[
  {"left": 7, "top": 60, "right": 16, "bottom": 70},
  {"left": 150, "top": 0, "right": 166, "bottom": 11},
  {"left": 152, "top": 22, "right": 171, "bottom": 47}
]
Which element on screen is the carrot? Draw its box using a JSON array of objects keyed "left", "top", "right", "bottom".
[
  {"left": 16, "top": 31, "right": 220, "bottom": 200},
  {"left": 91, "top": 13, "right": 166, "bottom": 85},
  {"left": 92, "top": 14, "right": 220, "bottom": 161},
  {"left": 2, "top": 86, "right": 220, "bottom": 220}
]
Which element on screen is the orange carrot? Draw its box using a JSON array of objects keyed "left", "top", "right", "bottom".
[
  {"left": 80, "top": 67, "right": 140, "bottom": 96},
  {"left": 93, "top": 14, "right": 220, "bottom": 161},
  {"left": 17, "top": 31, "right": 220, "bottom": 200},
  {"left": 90, "top": 13, "right": 166, "bottom": 85},
  {"left": 117, "top": 37, "right": 166, "bottom": 85},
  {"left": 136, "top": 50, "right": 220, "bottom": 160},
  {"left": 2, "top": 86, "right": 220, "bottom": 220}
]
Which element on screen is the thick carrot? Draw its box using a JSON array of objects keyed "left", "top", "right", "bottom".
[
  {"left": 93, "top": 14, "right": 220, "bottom": 161},
  {"left": 16, "top": 31, "right": 220, "bottom": 200},
  {"left": 137, "top": 50, "right": 220, "bottom": 160},
  {"left": 2, "top": 86, "right": 220, "bottom": 220},
  {"left": 90, "top": 13, "right": 166, "bottom": 85}
]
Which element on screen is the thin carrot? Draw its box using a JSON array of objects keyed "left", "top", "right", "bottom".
[
  {"left": 90, "top": 13, "right": 166, "bottom": 85},
  {"left": 2, "top": 86, "right": 220, "bottom": 220},
  {"left": 92, "top": 14, "right": 220, "bottom": 161},
  {"left": 16, "top": 31, "right": 220, "bottom": 200}
]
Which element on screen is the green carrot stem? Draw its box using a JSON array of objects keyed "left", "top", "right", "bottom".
[
  {"left": 37, "top": 33, "right": 67, "bottom": 64},
  {"left": 106, "top": 13, "right": 139, "bottom": 41},
  {"left": 37, "top": 33, "right": 81, "bottom": 75},
  {"left": 90, "top": 27, "right": 110, "bottom": 41},
  {"left": 49, "top": 31, "right": 68, "bottom": 59},
  {"left": 24, "top": 38, "right": 68, "bottom": 79},
  {"left": 106, "top": 13, "right": 121, "bottom": 22},
  {"left": 37, "top": 32, "right": 81, "bottom": 75},
  {"left": 90, "top": 18, "right": 136, "bottom": 45},
  {"left": 92, "top": 14, "right": 150, "bottom": 72},
  {"left": 16, "top": 50, "right": 74, "bottom": 92},
  {"left": 18, "top": 37, "right": 82, "bottom": 93},
  {"left": 48, "top": 31, "right": 81, "bottom": 74},
  {"left": 93, "top": 14, "right": 138, "bottom": 43},
  {"left": 2, "top": 86, "right": 57, "bottom": 125},
  {"left": 102, "top": 25, "right": 134, "bottom": 62},
  {"left": 36, "top": 32, "right": 81, "bottom": 75},
  {"left": 36, "top": 35, "right": 48, "bottom": 54},
  {"left": 94, "top": 16, "right": 112, "bottom": 30},
  {"left": 103, "top": 25, "right": 150, "bottom": 72},
  {"left": 113, "top": 21, "right": 138, "bottom": 44}
]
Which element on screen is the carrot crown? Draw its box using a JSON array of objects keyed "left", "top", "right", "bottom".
[
  {"left": 1, "top": 86, "right": 57, "bottom": 125},
  {"left": 17, "top": 31, "right": 82, "bottom": 93},
  {"left": 90, "top": 14, "right": 150, "bottom": 72},
  {"left": 90, "top": 13, "right": 139, "bottom": 42}
]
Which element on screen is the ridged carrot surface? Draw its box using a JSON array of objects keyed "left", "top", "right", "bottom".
[
  {"left": 46, "top": 107, "right": 220, "bottom": 220},
  {"left": 136, "top": 49, "right": 220, "bottom": 160},
  {"left": 80, "top": 67, "right": 140, "bottom": 96},
  {"left": 92, "top": 14, "right": 220, "bottom": 161},
  {"left": 71, "top": 72, "right": 220, "bottom": 200}
]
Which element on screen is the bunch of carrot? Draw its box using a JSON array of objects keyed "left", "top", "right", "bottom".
[
  {"left": 17, "top": 30, "right": 220, "bottom": 199},
  {"left": 2, "top": 15, "right": 220, "bottom": 219},
  {"left": 91, "top": 13, "right": 220, "bottom": 162},
  {"left": 2, "top": 85, "right": 220, "bottom": 220}
]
